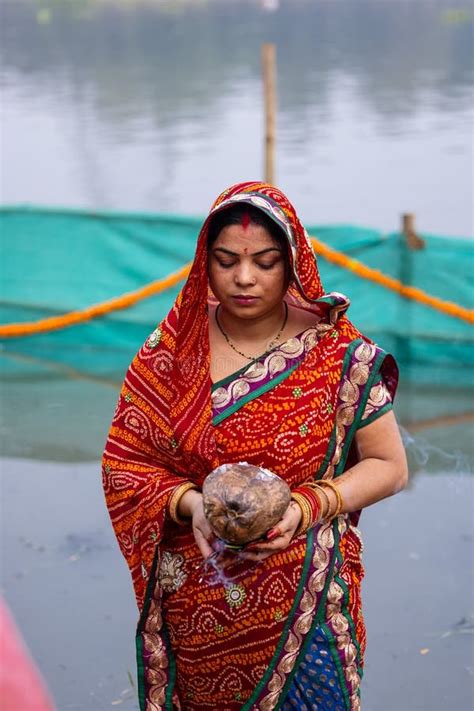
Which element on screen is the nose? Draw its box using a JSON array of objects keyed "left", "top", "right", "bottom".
[{"left": 234, "top": 261, "right": 256, "bottom": 287}]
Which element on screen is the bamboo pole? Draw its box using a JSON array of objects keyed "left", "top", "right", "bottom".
[
  {"left": 261, "top": 43, "right": 277, "bottom": 185},
  {"left": 402, "top": 213, "right": 425, "bottom": 250}
]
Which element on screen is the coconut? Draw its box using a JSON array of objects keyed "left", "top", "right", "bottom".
[{"left": 202, "top": 462, "right": 291, "bottom": 546}]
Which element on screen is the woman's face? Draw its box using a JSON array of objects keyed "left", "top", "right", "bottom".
[{"left": 208, "top": 221, "right": 288, "bottom": 320}]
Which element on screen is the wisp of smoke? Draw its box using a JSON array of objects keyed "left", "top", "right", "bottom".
[{"left": 400, "top": 425, "right": 472, "bottom": 476}]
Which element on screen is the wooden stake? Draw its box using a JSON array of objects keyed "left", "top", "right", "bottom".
[
  {"left": 402, "top": 213, "right": 425, "bottom": 250},
  {"left": 262, "top": 43, "right": 276, "bottom": 185}
]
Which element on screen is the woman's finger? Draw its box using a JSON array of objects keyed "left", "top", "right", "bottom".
[
  {"left": 193, "top": 526, "right": 214, "bottom": 559},
  {"left": 245, "top": 534, "right": 292, "bottom": 554},
  {"left": 266, "top": 526, "right": 281, "bottom": 541}
]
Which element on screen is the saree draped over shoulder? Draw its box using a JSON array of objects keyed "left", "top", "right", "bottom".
[{"left": 103, "top": 182, "right": 398, "bottom": 711}]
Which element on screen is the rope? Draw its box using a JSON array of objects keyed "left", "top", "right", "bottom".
[{"left": 0, "top": 238, "right": 472, "bottom": 338}]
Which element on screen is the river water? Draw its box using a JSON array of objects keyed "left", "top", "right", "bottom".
[
  {"left": 1, "top": 0, "right": 473, "bottom": 236},
  {"left": 1, "top": 2, "right": 473, "bottom": 710}
]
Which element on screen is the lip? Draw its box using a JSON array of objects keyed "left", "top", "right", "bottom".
[{"left": 232, "top": 295, "right": 259, "bottom": 304}]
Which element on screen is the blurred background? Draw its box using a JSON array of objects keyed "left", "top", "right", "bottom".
[{"left": 1, "top": 1, "right": 473, "bottom": 710}]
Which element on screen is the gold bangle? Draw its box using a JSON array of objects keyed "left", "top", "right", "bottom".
[
  {"left": 318, "top": 480, "right": 344, "bottom": 519},
  {"left": 304, "top": 481, "right": 331, "bottom": 519},
  {"left": 293, "top": 494, "right": 311, "bottom": 538},
  {"left": 291, "top": 493, "right": 312, "bottom": 537},
  {"left": 169, "top": 481, "right": 198, "bottom": 525}
]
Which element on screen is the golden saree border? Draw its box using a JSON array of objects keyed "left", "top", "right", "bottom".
[{"left": 211, "top": 325, "right": 322, "bottom": 424}]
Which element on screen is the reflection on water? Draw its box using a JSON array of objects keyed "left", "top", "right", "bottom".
[{"left": 1, "top": 0, "right": 473, "bottom": 234}]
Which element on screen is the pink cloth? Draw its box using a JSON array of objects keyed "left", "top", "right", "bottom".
[{"left": 0, "top": 600, "right": 55, "bottom": 711}]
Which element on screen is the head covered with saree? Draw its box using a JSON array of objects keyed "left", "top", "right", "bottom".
[{"left": 177, "top": 180, "right": 347, "bottom": 343}]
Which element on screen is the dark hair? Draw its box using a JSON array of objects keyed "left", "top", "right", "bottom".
[
  {"left": 207, "top": 204, "right": 287, "bottom": 249},
  {"left": 207, "top": 204, "right": 292, "bottom": 288}
]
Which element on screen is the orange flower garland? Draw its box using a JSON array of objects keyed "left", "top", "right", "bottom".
[
  {"left": 310, "top": 236, "right": 474, "bottom": 324},
  {"left": 0, "top": 264, "right": 192, "bottom": 338}
]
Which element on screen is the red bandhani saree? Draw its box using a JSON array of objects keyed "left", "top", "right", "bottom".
[{"left": 102, "top": 182, "right": 398, "bottom": 711}]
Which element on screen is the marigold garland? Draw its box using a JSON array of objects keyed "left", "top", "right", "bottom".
[
  {"left": 0, "top": 238, "right": 472, "bottom": 339},
  {"left": 0, "top": 264, "right": 192, "bottom": 338},
  {"left": 310, "top": 236, "right": 473, "bottom": 324}
]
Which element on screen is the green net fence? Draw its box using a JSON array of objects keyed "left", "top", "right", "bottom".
[{"left": 1, "top": 206, "right": 473, "bottom": 462}]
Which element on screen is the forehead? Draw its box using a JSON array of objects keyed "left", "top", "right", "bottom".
[{"left": 212, "top": 223, "right": 281, "bottom": 252}]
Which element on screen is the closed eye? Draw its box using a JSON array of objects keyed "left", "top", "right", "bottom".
[{"left": 257, "top": 262, "right": 277, "bottom": 270}]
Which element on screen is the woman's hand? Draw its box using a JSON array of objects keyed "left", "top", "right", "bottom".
[
  {"left": 178, "top": 489, "right": 215, "bottom": 559},
  {"left": 239, "top": 500, "right": 303, "bottom": 562}
]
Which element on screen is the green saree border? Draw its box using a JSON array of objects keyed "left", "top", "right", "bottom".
[
  {"left": 212, "top": 363, "right": 299, "bottom": 426},
  {"left": 274, "top": 519, "right": 340, "bottom": 709},
  {"left": 136, "top": 548, "right": 160, "bottom": 711},
  {"left": 240, "top": 527, "right": 315, "bottom": 711},
  {"left": 136, "top": 635, "right": 145, "bottom": 711},
  {"left": 321, "top": 622, "right": 352, "bottom": 710},
  {"left": 163, "top": 625, "right": 177, "bottom": 711},
  {"left": 212, "top": 314, "right": 352, "bottom": 427}
]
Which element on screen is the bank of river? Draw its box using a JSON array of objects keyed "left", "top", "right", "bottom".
[{"left": 1, "top": 459, "right": 472, "bottom": 710}]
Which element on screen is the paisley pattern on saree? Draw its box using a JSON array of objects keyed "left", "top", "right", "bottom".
[
  {"left": 211, "top": 326, "right": 320, "bottom": 418},
  {"left": 139, "top": 581, "right": 183, "bottom": 711},
  {"left": 321, "top": 340, "right": 383, "bottom": 482},
  {"left": 159, "top": 552, "right": 187, "bottom": 594},
  {"left": 360, "top": 378, "right": 392, "bottom": 425},
  {"left": 136, "top": 525, "right": 313, "bottom": 711},
  {"left": 323, "top": 526, "right": 364, "bottom": 711}
]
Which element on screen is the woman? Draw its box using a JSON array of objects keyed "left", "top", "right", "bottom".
[{"left": 103, "top": 181, "right": 408, "bottom": 711}]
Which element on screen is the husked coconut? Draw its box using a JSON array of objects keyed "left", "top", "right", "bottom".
[{"left": 202, "top": 462, "right": 291, "bottom": 545}]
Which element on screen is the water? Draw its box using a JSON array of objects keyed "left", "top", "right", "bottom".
[
  {"left": 1, "top": 0, "right": 473, "bottom": 236},
  {"left": 1, "top": 2, "right": 473, "bottom": 709},
  {"left": 2, "top": 460, "right": 473, "bottom": 710}
]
